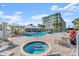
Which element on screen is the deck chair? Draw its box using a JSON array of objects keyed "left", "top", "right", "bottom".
[
  {"left": 0, "top": 51, "right": 14, "bottom": 56},
  {"left": 0, "top": 45, "right": 9, "bottom": 52}
]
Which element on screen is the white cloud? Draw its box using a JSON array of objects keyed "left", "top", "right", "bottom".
[
  {"left": 51, "top": 6, "right": 59, "bottom": 11},
  {"left": 0, "top": 10, "right": 45, "bottom": 26},
  {"left": 1, "top": 4, "right": 6, "bottom": 7},
  {"left": 1, "top": 15, "right": 21, "bottom": 23},
  {"left": 18, "top": 22, "right": 30, "bottom": 26},
  {"left": 8, "top": 15, "right": 22, "bottom": 23},
  {"left": 64, "top": 19, "right": 75, "bottom": 28},
  {"left": 18, "top": 21, "right": 39, "bottom": 26},
  {"left": 64, "top": 19, "right": 71, "bottom": 23},
  {"left": 17, "top": 14, "right": 48, "bottom": 26},
  {"left": 63, "top": 3, "right": 77, "bottom": 10},
  {"left": 62, "top": 12, "right": 73, "bottom": 16},
  {"left": 15, "top": 11, "right": 22, "bottom": 15},
  {"left": 32, "top": 14, "right": 48, "bottom": 20},
  {"left": 18, "top": 22, "right": 24, "bottom": 25},
  {"left": 51, "top": 5, "right": 62, "bottom": 12},
  {"left": 51, "top": 3, "right": 79, "bottom": 11},
  {"left": 23, "top": 14, "right": 48, "bottom": 26},
  {"left": 68, "top": 5, "right": 79, "bottom": 11},
  {"left": 0, "top": 10, "right": 4, "bottom": 14},
  {"left": 0, "top": 10, "right": 23, "bottom": 24}
]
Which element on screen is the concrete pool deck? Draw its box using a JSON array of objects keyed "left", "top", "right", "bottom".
[{"left": 8, "top": 32, "right": 76, "bottom": 56}]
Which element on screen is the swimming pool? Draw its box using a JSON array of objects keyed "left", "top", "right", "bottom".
[
  {"left": 20, "top": 32, "right": 47, "bottom": 37},
  {"left": 23, "top": 41, "right": 49, "bottom": 54}
]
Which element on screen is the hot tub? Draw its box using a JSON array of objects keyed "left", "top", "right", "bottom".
[{"left": 21, "top": 41, "right": 51, "bottom": 56}]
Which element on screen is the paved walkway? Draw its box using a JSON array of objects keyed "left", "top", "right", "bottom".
[{"left": 8, "top": 32, "right": 76, "bottom": 56}]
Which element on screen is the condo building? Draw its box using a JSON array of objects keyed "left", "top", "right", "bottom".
[{"left": 42, "top": 12, "right": 66, "bottom": 32}]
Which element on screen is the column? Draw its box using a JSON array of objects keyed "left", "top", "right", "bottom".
[
  {"left": 76, "top": 32, "right": 79, "bottom": 56},
  {"left": 2, "top": 22, "right": 7, "bottom": 40}
]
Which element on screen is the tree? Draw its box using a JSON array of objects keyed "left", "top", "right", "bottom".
[
  {"left": 38, "top": 24, "right": 45, "bottom": 32},
  {"left": 72, "top": 18, "right": 79, "bottom": 30},
  {"left": 0, "top": 24, "right": 2, "bottom": 30},
  {"left": 11, "top": 26, "right": 16, "bottom": 33}
]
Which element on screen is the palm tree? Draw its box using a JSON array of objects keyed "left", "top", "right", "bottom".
[
  {"left": 38, "top": 24, "right": 45, "bottom": 28},
  {"left": 72, "top": 18, "right": 79, "bottom": 30},
  {"left": 11, "top": 26, "right": 16, "bottom": 34},
  {"left": 0, "top": 24, "right": 2, "bottom": 30},
  {"left": 38, "top": 24, "right": 45, "bottom": 31}
]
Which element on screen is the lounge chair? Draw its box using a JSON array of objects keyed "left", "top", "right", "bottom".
[
  {"left": 0, "top": 51, "right": 14, "bottom": 56},
  {"left": 0, "top": 41, "right": 10, "bottom": 46},
  {"left": 0, "top": 45, "right": 9, "bottom": 51}
]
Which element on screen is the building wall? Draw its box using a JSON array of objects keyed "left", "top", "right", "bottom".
[{"left": 42, "top": 12, "right": 66, "bottom": 32}]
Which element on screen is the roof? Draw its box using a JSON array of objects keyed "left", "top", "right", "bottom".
[
  {"left": 25, "top": 24, "right": 41, "bottom": 28},
  {"left": 42, "top": 12, "right": 61, "bottom": 19}
]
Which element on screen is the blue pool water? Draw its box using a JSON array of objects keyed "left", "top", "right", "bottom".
[
  {"left": 20, "top": 32, "right": 47, "bottom": 37},
  {"left": 23, "top": 41, "right": 49, "bottom": 54}
]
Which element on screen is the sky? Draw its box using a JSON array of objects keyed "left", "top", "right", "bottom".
[{"left": 0, "top": 3, "right": 79, "bottom": 28}]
